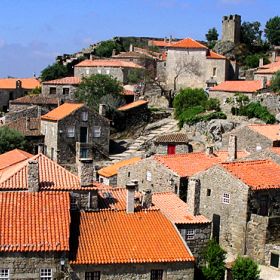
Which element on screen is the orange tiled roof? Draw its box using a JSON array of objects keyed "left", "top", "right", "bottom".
[
  {"left": 117, "top": 100, "right": 148, "bottom": 111},
  {"left": 207, "top": 50, "right": 226, "bottom": 59},
  {"left": 75, "top": 59, "right": 144, "bottom": 69},
  {"left": 172, "top": 38, "right": 207, "bottom": 49},
  {"left": 98, "top": 157, "right": 141, "bottom": 178},
  {"left": 154, "top": 151, "right": 248, "bottom": 177},
  {"left": 248, "top": 124, "right": 280, "bottom": 141},
  {"left": 256, "top": 59, "right": 280, "bottom": 74},
  {"left": 221, "top": 160, "right": 280, "bottom": 190},
  {"left": 0, "top": 191, "right": 70, "bottom": 252},
  {"left": 0, "top": 78, "right": 40, "bottom": 90},
  {"left": 210, "top": 80, "right": 264, "bottom": 93},
  {"left": 0, "top": 149, "right": 32, "bottom": 171},
  {"left": 41, "top": 103, "right": 84, "bottom": 121},
  {"left": 42, "top": 76, "right": 81, "bottom": 85},
  {"left": 269, "top": 147, "right": 280, "bottom": 156},
  {"left": 70, "top": 210, "right": 194, "bottom": 264}
]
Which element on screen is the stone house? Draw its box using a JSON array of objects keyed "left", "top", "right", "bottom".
[
  {"left": 41, "top": 76, "right": 81, "bottom": 101},
  {"left": 153, "top": 133, "right": 191, "bottom": 155},
  {"left": 117, "top": 150, "right": 247, "bottom": 198},
  {"left": 97, "top": 157, "right": 141, "bottom": 186},
  {"left": 222, "top": 124, "right": 280, "bottom": 153},
  {"left": 0, "top": 191, "right": 70, "bottom": 279},
  {"left": 74, "top": 59, "right": 144, "bottom": 84},
  {"left": 196, "top": 159, "right": 280, "bottom": 269},
  {"left": 0, "top": 77, "right": 40, "bottom": 112},
  {"left": 254, "top": 57, "right": 280, "bottom": 81},
  {"left": 41, "top": 103, "right": 110, "bottom": 165}
]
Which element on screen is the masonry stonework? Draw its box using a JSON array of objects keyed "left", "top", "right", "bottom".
[
  {"left": 154, "top": 143, "right": 190, "bottom": 155},
  {"left": 42, "top": 84, "right": 78, "bottom": 101}
]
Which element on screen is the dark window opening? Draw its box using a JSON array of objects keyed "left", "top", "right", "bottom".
[
  {"left": 80, "top": 127, "right": 88, "bottom": 143},
  {"left": 151, "top": 270, "right": 163, "bottom": 280},
  {"left": 128, "top": 172, "right": 130, "bottom": 177},
  {"left": 49, "top": 87, "right": 56, "bottom": 94},
  {"left": 207, "top": 189, "right": 211, "bottom": 196},
  {"left": 270, "top": 253, "right": 279, "bottom": 268},
  {"left": 85, "top": 271, "right": 101, "bottom": 280},
  {"left": 63, "top": 88, "right": 70, "bottom": 95},
  {"left": 259, "top": 195, "right": 269, "bottom": 216}
]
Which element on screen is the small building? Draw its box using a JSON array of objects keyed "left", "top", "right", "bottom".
[
  {"left": 196, "top": 159, "right": 280, "bottom": 268},
  {"left": 98, "top": 157, "right": 141, "bottom": 186},
  {"left": 41, "top": 103, "right": 110, "bottom": 164},
  {"left": 0, "top": 78, "right": 40, "bottom": 111},
  {"left": 74, "top": 59, "right": 144, "bottom": 84},
  {"left": 0, "top": 191, "right": 70, "bottom": 279},
  {"left": 41, "top": 76, "right": 81, "bottom": 101},
  {"left": 254, "top": 57, "right": 280, "bottom": 81},
  {"left": 154, "top": 133, "right": 191, "bottom": 155}
]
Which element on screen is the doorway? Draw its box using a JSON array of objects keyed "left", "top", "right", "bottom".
[
  {"left": 167, "top": 144, "right": 176, "bottom": 155},
  {"left": 80, "top": 127, "right": 88, "bottom": 143}
]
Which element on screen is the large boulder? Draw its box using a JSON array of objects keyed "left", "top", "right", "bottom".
[{"left": 207, "top": 119, "right": 236, "bottom": 142}]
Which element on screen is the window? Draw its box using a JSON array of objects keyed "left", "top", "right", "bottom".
[
  {"left": 0, "top": 269, "right": 9, "bottom": 280},
  {"left": 81, "top": 111, "right": 88, "bottom": 121},
  {"left": 80, "top": 148, "right": 89, "bottom": 158},
  {"left": 128, "top": 172, "right": 131, "bottom": 177},
  {"left": 146, "top": 171, "right": 152, "bottom": 182},
  {"left": 151, "top": 270, "right": 163, "bottom": 280},
  {"left": 49, "top": 87, "right": 56, "bottom": 94},
  {"left": 51, "top": 148, "right": 54, "bottom": 160},
  {"left": 63, "top": 88, "right": 69, "bottom": 95},
  {"left": 70, "top": 196, "right": 78, "bottom": 211},
  {"left": 106, "top": 69, "right": 110, "bottom": 74},
  {"left": 207, "top": 189, "right": 211, "bottom": 196},
  {"left": 270, "top": 253, "right": 279, "bottom": 268},
  {"left": 67, "top": 127, "right": 75, "bottom": 138},
  {"left": 213, "top": 67, "right": 217, "bottom": 77},
  {"left": 86, "top": 69, "right": 90, "bottom": 75},
  {"left": 93, "top": 126, "right": 101, "bottom": 138},
  {"left": 40, "top": 268, "right": 52, "bottom": 280},
  {"left": 180, "top": 229, "right": 196, "bottom": 241},
  {"left": 222, "top": 193, "right": 230, "bottom": 204},
  {"left": 97, "top": 69, "right": 101, "bottom": 74},
  {"left": 85, "top": 272, "right": 101, "bottom": 280}
]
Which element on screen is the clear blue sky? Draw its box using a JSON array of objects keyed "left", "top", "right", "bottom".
[{"left": 0, "top": 0, "right": 278, "bottom": 77}]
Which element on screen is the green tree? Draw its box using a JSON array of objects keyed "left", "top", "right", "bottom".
[
  {"left": 28, "top": 86, "right": 41, "bottom": 95},
  {"left": 244, "top": 54, "right": 270, "bottom": 69},
  {"left": 202, "top": 239, "right": 226, "bottom": 280},
  {"left": 265, "top": 16, "right": 280, "bottom": 45},
  {"left": 0, "top": 127, "right": 27, "bottom": 154},
  {"left": 206, "top": 28, "right": 219, "bottom": 49},
  {"left": 40, "top": 63, "right": 69, "bottom": 82},
  {"left": 127, "top": 69, "right": 144, "bottom": 84},
  {"left": 270, "top": 70, "right": 280, "bottom": 93},
  {"left": 232, "top": 256, "right": 260, "bottom": 280},
  {"left": 240, "top": 21, "right": 263, "bottom": 50},
  {"left": 95, "top": 40, "right": 122, "bottom": 57},
  {"left": 75, "top": 74, "right": 124, "bottom": 111}
]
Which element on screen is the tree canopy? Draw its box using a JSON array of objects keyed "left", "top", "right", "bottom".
[
  {"left": 270, "top": 70, "right": 280, "bottom": 93},
  {"left": 94, "top": 40, "right": 123, "bottom": 58},
  {"left": 40, "top": 63, "right": 69, "bottom": 82},
  {"left": 240, "top": 21, "right": 263, "bottom": 50},
  {"left": 0, "top": 127, "right": 27, "bottom": 154},
  {"left": 265, "top": 16, "right": 280, "bottom": 46},
  {"left": 206, "top": 28, "right": 219, "bottom": 42},
  {"left": 232, "top": 256, "right": 260, "bottom": 280}
]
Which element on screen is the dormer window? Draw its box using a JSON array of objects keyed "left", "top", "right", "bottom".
[{"left": 82, "top": 111, "right": 88, "bottom": 121}]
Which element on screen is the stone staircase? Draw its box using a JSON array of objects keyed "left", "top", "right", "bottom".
[{"left": 109, "top": 117, "right": 180, "bottom": 162}]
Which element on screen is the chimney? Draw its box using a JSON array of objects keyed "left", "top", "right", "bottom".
[
  {"left": 164, "top": 37, "right": 167, "bottom": 43},
  {"left": 228, "top": 134, "right": 237, "bottom": 161},
  {"left": 89, "top": 53, "right": 94, "bottom": 60},
  {"left": 187, "top": 178, "right": 201, "bottom": 216},
  {"left": 77, "top": 159, "right": 94, "bottom": 187},
  {"left": 38, "top": 144, "right": 44, "bottom": 154},
  {"left": 261, "top": 76, "right": 267, "bottom": 89},
  {"left": 142, "top": 189, "right": 152, "bottom": 208},
  {"left": 129, "top": 44, "right": 134, "bottom": 52},
  {"left": 205, "top": 146, "right": 214, "bottom": 156},
  {"left": 259, "top": 58, "right": 263, "bottom": 67},
  {"left": 99, "top": 104, "right": 106, "bottom": 117},
  {"left": 112, "top": 49, "right": 116, "bottom": 56},
  {"left": 37, "top": 106, "right": 42, "bottom": 118},
  {"left": 28, "top": 160, "right": 39, "bottom": 192},
  {"left": 272, "top": 51, "right": 276, "bottom": 62},
  {"left": 169, "top": 35, "right": 172, "bottom": 43},
  {"left": 126, "top": 182, "right": 136, "bottom": 213}
]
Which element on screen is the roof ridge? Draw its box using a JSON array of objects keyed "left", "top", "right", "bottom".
[{"left": 222, "top": 159, "right": 271, "bottom": 165}]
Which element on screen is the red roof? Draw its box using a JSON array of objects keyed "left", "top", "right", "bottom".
[
  {"left": 150, "top": 38, "right": 207, "bottom": 49},
  {"left": 117, "top": 100, "right": 148, "bottom": 111},
  {"left": 41, "top": 103, "right": 84, "bottom": 121},
  {"left": 207, "top": 50, "right": 226, "bottom": 59},
  {"left": 0, "top": 78, "right": 40, "bottom": 90},
  {"left": 0, "top": 192, "right": 70, "bottom": 252},
  {"left": 221, "top": 160, "right": 280, "bottom": 190},
  {"left": 70, "top": 210, "right": 194, "bottom": 265},
  {"left": 75, "top": 59, "right": 144, "bottom": 69},
  {"left": 154, "top": 151, "right": 248, "bottom": 177},
  {"left": 210, "top": 80, "right": 264, "bottom": 93},
  {"left": 42, "top": 76, "right": 81, "bottom": 85},
  {"left": 248, "top": 124, "right": 280, "bottom": 141},
  {"left": 256, "top": 59, "right": 280, "bottom": 74}
]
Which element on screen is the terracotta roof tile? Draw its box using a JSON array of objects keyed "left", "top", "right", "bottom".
[
  {"left": 41, "top": 103, "right": 84, "bottom": 121},
  {"left": 6, "top": 117, "right": 42, "bottom": 136},
  {"left": 70, "top": 210, "right": 194, "bottom": 264},
  {"left": 0, "top": 78, "right": 40, "bottom": 90},
  {"left": 207, "top": 50, "right": 226, "bottom": 59},
  {"left": 155, "top": 133, "right": 188, "bottom": 144},
  {"left": 210, "top": 80, "right": 264, "bottom": 93},
  {"left": 154, "top": 151, "right": 248, "bottom": 177},
  {"left": 117, "top": 100, "right": 148, "bottom": 111},
  {"left": 75, "top": 59, "right": 144, "bottom": 69},
  {"left": 0, "top": 149, "right": 32, "bottom": 171},
  {"left": 98, "top": 157, "right": 141, "bottom": 178},
  {"left": 248, "top": 124, "right": 280, "bottom": 141},
  {"left": 0, "top": 191, "right": 70, "bottom": 252},
  {"left": 221, "top": 160, "right": 280, "bottom": 190},
  {"left": 269, "top": 147, "right": 280, "bottom": 156},
  {"left": 171, "top": 38, "right": 207, "bottom": 49},
  {"left": 10, "top": 95, "right": 59, "bottom": 105},
  {"left": 256, "top": 59, "right": 280, "bottom": 74},
  {"left": 42, "top": 76, "right": 81, "bottom": 85}
]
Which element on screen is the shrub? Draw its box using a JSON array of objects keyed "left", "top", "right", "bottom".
[
  {"left": 40, "top": 63, "right": 69, "bottom": 82},
  {"left": 244, "top": 54, "right": 269, "bottom": 69},
  {"left": 232, "top": 256, "right": 260, "bottom": 280},
  {"left": 0, "top": 127, "right": 27, "bottom": 153},
  {"left": 270, "top": 70, "right": 280, "bottom": 93},
  {"left": 204, "top": 98, "right": 221, "bottom": 111}
]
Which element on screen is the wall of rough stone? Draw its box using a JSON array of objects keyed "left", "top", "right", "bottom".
[
  {"left": 265, "top": 243, "right": 280, "bottom": 268},
  {"left": 0, "top": 88, "right": 25, "bottom": 111},
  {"left": 252, "top": 92, "right": 280, "bottom": 114},
  {"left": 41, "top": 120, "right": 58, "bottom": 161},
  {"left": 155, "top": 143, "right": 190, "bottom": 155},
  {"left": 42, "top": 84, "right": 78, "bottom": 101},
  {"left": 120, "top": 105, "right": 150, "bottom": 129},
  {"left": 0, "top": 252, "right": 64, "bottom": 279},
  {"left": 71, "top": 190, "right": 98, "bottom": 210},
  {"left": 222, "top": 15, "right": 241, "bottom": 44},
  {"left": 8, "top": 103, "right": 54, "bottom": 115},
  {"left": 71, "top": 261, "right": 194, "bottom": 280},
  {"left": 254, "top": 73, "right": 274, "bottom": 82},
  {"left": 196, "top": 165, "right": 249, "bottom": 256},
  {"left": 5, "top": 105, "right": 43, "bottom": 124}
]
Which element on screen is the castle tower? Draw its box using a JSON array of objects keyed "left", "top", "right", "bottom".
[{"left": 222, "top": 14, "right": 241, "bottom": 44}]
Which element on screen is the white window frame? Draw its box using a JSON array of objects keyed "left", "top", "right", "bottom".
[
  {"left": 186, "top": 229, "right": 195, "bottom": 240},
  {"left": 0, "top": 269, "right": 9, "bottom": 280},
  {"left": 97, "top": 69, "right": 101, "bottom": 74},
  {"left": 106, "top": 69, "right": 110, "bottom": 74},
  {"left": 82, "top": 111, "right": 88, "bottom": 121},
  {"left": 40, "top": 268, "right": 52, "bottom": 280},
  {"left": 67, "top": 127, "right": 75, "bottom": 138},
  {"left": 146, "top": 171, "right": 152, "bottom": 182},
  {"left": 86, "top": 69, "right": 90, "bottom": 75},
  {"left": 222, "top": 192, "right": 230, "bottom": 204},
  {"left": 93, "top": 126, "right": 101, "bottom": 138}
]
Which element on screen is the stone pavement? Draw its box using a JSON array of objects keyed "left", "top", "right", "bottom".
[{"left": 109, "top": 117, "right": 179, "bottom": 162}]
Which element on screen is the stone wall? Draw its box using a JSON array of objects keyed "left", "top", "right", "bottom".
[
  {"left": 265, "top": 243, "right": 280, "bottom": 268},
  {"left": 196, "top": 165, "right": 249, "bottom": 256},
  {"left": 222, "top": 15, "right": 241, "bottom": 44},
  {"left": 71, "top": 261, "right": 194, "bottom": 280},
  {"left": 5, "top": 105, "right": 43, "bottom": 124},
  {"left": 0, "top": 251, "right": 65, "bottom": 279},
  {"left": 9, "top": 102, "right": 57, "bottom": 115},
  {"left": 0, "top": 88, "right": 25, "bottom": 111},
  {"left": 155, "top": 143, "right": 190, "bottom": 155},
  {"left": 41, "top": 120, "right": 58, "bottom": 161},
  {"left": 252, "top": 92, "right": 280, "bottom": 114},
  {"left": 42, "top": 84, "right": 78, "bottom": 101},
  {"left": 71, "top": 190, "right": 98, "bottom": 210}
]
